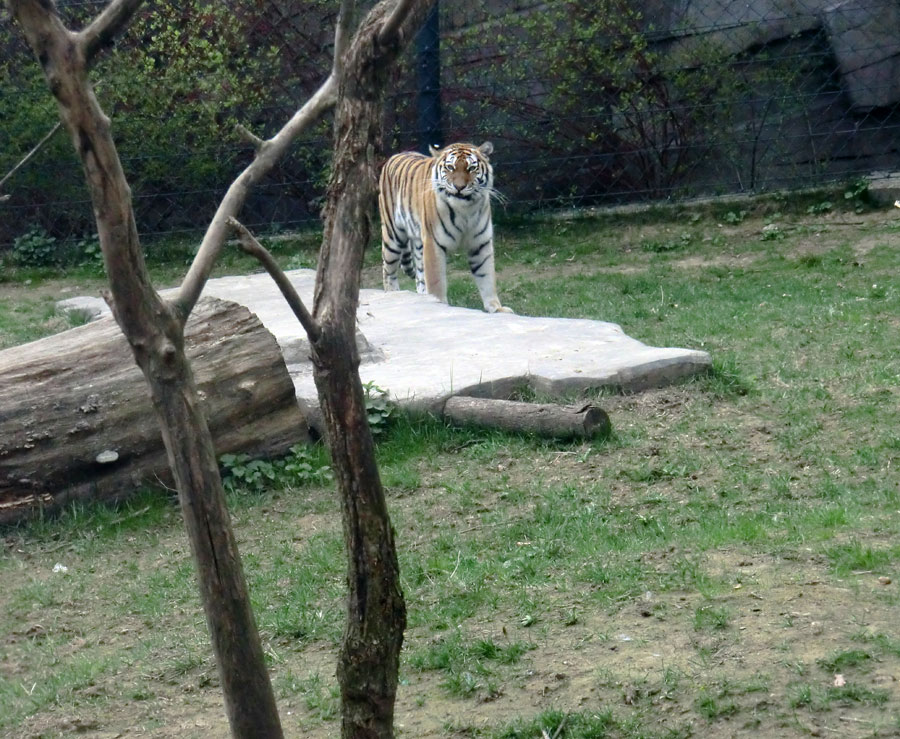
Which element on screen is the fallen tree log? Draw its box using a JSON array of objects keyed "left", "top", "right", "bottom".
[
  {"left": 442, "top": 396, "right": 611, "bottom": 440},
  {"left": 0, "top": 297, "right": 308, "bottom": 524}
]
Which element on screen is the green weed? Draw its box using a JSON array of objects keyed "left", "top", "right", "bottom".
[
  {"left": 488, "top": 708, "right": 616, "bottom": 738},
  {"left": 817, "top": 649, "right": 872, "bottom": 673},
  {"left": 407, "top": 631, "right": 533, "bottom": 698},
  {"left": 220, "top": 443, "right": 331, "bottom": 495},
  {"left": 693, "top": 604, "right": 731, "bottom": 632}
]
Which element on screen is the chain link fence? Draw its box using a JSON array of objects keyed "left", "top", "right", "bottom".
[{"left": 2, "top": 0, "right": 900, "bottom": 251}]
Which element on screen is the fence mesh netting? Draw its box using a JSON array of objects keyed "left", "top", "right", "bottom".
[{"left": 2, "top": 0, "right": 899, "bottom": 249}]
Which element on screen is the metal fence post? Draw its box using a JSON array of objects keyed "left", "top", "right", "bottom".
[{"left": 416, "top": 0, "right": 442, "bottom": 153}]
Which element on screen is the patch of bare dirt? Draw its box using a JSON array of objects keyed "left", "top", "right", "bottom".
[
  {"left": 0, "top": 277, "right": 107, "bottom": 304},
  {"left": 12, "top": 548, "right": 896, "bottom": 739}
]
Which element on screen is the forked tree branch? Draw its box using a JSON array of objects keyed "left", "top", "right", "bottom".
[
  {"left": 1, "top": 78, "right": 106, "bottom": 200},
  {"left": 175, "top": 75, "right": 338, "bottom": 321},
  {"left": 174, "top": 1, "right": 357, "bottom": 323},
  {"left": 309, "top": 1, "right": 434, "bottom": 734},
  {"left": 78, "top": 0, "right": 146, "bottom": 62},
  {"left": 227, "top": 217, "right": 321, "bottom": 343},
  {"left": 9, "top": 2, "right": 285, "bottom": 735},
  {"left": 235, "top": 124, "right": 265, "bottom": 151}
]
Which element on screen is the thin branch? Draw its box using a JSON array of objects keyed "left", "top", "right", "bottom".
[
  {"left": 173, "top": 2, "right": 362, "bottom": 322},
  {"left": 0, "top": 121, "right": 61, "bottom": 200},
  {"left": 0, "top": 78, "right": 107, "bottom": 200},
  {"left": 78, "top": 0, "right": 146, "bottom": 63},
  {"left": 227, "top": 217, "right": 320, "bottom": 343},
  {"left": 235, "top": 124, "right": 265, "bottom": 151},
  {"left": 175, "top": 69, "right": 339, "bottom": 323},
  {"left": 378, "top": 0, "right": 419, "bottom": 44},
  {"left": 333, "top": 0, "right": 355, "bottom": 75}
]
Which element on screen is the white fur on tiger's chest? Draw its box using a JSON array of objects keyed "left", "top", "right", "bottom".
[{"left": 432, "top": 190, "right": 492, "bottom": 253}]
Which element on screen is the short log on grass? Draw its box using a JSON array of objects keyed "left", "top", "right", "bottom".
[
  {"left": 442, "top": 396, "right": 611, "bottom": 440},
  {"left": 0, "top": 297, "right": 308, "bottom": 524}
]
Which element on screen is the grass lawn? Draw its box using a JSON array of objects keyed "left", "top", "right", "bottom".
[{"left": 2, "top": 191, "right": 899, "bottom": 737}]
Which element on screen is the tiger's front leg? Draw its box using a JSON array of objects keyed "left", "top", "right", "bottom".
[
  {"left": 382, "top": 244, "right": 402, "bottom": 291},
  {"left": 468, "top": 239, "right": 513, "bottom": 314},
  {"left": 381, "top": 224, "right": 404, "bottom": 291},
  {"left": 423, "top": 235, "right": 448, "bottom": 302},
  {"left": 412, "top": 240, "right": 427, "bottom": 295}
]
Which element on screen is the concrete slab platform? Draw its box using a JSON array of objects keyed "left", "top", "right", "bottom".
[
  {"left": 58, "top": 269, "right": 712, "bottom": 419},
  {"left": 195, "top": 270, "right": 712, "bottom": 416}
]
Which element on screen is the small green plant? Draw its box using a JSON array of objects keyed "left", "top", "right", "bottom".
[
  {"left": 788, "top": 683, "right": 815, "bottom": 708},
  {"left": 723, "top": 209, "right": 747, "bottom": 224},
  {"left": 220, "top": 444, "right": 331, "bottom": 493},
  {"left": 219, "top": 454, "right": 278, "bottom": 492},
  {"left": 280, "top": 444, "right": 332, "bottom": 486},
  {"left": 843, "top": 178, "right": 870, "bottom": 211},
  {"left": 363, "top": 381, "right": 395, "bottom": 437},
  {"left": 641, "top": 232, "right": 693, "bottom": 252},
  {"left": 696, "top": 692, "right": 738, "bottom": 720},
  {"left": 760, "top": 223, "right": 785, "bottom": 241},
  {"left": 408, "top": 632, "right": 533, "bottom": 699},
  {"left": 12, "top": 226, "right": 58, "bottom": 267},
  {"left": 75, "top": 233, "right": 104, "bottom": 271},
  {"left": 295, "top": 673, "right": 339, "bottom": 721},
  {"left": 817, "top": 649, "right": 871, "bottom": 673},
  {"left": 490, "top": 709, "right": 616, "bottom": 739},
  {"left": 806, "top": 200, "right": 833, "bottom": 215},
  {"left": 693, "top": 604, "right": 731, "bottom": 631}
]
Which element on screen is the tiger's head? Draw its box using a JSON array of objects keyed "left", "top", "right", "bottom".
[{"left": 429, "top": 141, "right": 494, "bottom": 200}]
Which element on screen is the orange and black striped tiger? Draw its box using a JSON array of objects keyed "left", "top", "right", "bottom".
[{"left": 378, "top": 141, "right": 512, "bottom": 313}]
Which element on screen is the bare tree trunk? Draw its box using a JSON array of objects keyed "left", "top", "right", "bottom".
[
  {"left": 6, "top": 2, "right": 283, "bottom": 736},
  {"left": 10, "top": 0, "right": 432, "bottom": 736},
  {"left": 312, "top": 2, "right": 432, "bottom": 736}
]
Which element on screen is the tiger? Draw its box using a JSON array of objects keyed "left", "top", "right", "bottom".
[{"left": 378, "top": 141, "right": 513, "bottom": 314}]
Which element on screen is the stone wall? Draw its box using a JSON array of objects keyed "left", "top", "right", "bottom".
[
  {"left": 668, "top": 0, "right": 900, "bottom": 111},
  {"left": 415, "top": 0, "right": 900, "bottom": 205}
]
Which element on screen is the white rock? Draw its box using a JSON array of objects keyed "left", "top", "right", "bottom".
[{"left": 195, "top": 269, "right": 711, "bottom": 414}]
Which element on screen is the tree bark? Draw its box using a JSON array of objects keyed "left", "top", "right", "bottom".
[
  {"left": 0, "top": 297, "right": 307, "bottom": 524},
  {"left": 7, "top": 2, "right": 284, "bottom": 735},
  {"left": 311, "top": 1, "right": 433, "bottom": 736},
  {"left": 10, "top": 0, "right": 432, "bottom": 735},
  {"left": 442, "top": 397, "right": 612, "bottom": 440}
]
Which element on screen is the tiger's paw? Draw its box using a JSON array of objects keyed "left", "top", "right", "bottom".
[{"left": 486, "top": 302, "right": 514, "bottom": 314}]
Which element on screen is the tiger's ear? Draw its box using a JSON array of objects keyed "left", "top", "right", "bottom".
[
  {"left": 478, "top": 141, "right": 494, "bottom": 156},
  {"left": 428, "top": 144, "right": 442, "bottom": 157}
]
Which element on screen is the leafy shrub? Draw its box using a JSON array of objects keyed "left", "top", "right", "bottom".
[
  {"left": 1, "top": 1, "right": 329, "bottom": 241},
  {"left": 760, "top": 223, "right": 785, "bottom": 241},
  {"left": 806, "top": 200, "right": 833, "bottom": 215},
  {"left": 441, "top": 1, "right": 749, "bottom": 204},
  {"left": 12, "top": 226, "right": 57, "bottom": 267}
]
